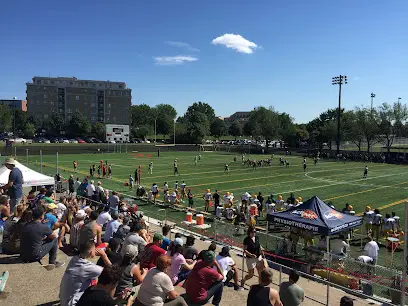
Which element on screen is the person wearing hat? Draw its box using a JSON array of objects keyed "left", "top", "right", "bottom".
[
  {"left": 1, "top": 157, "right": 23, "bottom": 213},
  {"left": 69, "top": 210, "right": 87, "bottom": 250},
  {"left": 44, "top": 200, "right": 70, "bottom": 248},
  {"left": 184, "top": 250, "right": 224, "bottom": 306},
  {"left": 223, "top": 191, "right": 233, "bottom": 210},
  {"left": 139, "top": 232, "right": 166, "bottom": 270},
  {"left": 167, "top": 237, "right": 196, "bottom": 285},
  {"left": 32, "top": 187, "right": 47, "bottom": 208},
  {"left": 216, "top": 246, "right": 243, "bottom": 291}
]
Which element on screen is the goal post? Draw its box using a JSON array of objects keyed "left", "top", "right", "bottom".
[{"left": 199, "top": 144, "right": 215, "bottom": 152}]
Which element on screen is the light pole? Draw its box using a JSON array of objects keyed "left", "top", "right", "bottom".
[
  {"left": 13, "top": 97, "right": 17, "bottom": 140},
  {"left": 332, "top": 75, "right": 347, "bottom": 155},
  {"left": 173, "top": 120, "right": 176, "bottom": 145},
  {"left": 370, "top": 93, "right": 375, "bottom": 113}
]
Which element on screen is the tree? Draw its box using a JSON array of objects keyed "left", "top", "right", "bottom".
[
  {"left": 0, "top": 105, "right": 12, "bottom": 134},
  {"left": 247, "top": 107, "right": 280, "bottom": 151},
  {"left": 131, "top": 125, "right": 151, "bottom": 139},
  {"left": 229, "top": 121, "right": 243, "bottom": 140},
  {"left": 185, "top": 112, "right": 210, "bottom": 143},
  {"left": 23, "top": 123, "right": 36, "bottom": 138},
  {"left": 354, "top": 106, "right": 380, "bottom": 153},
  {"left": 130, "top": 104, "right": 154, "bottom": 127},
  {"left": 184, "top": 102, "right": 215, "bottom": 124},
  {"left": 243, "top": 119, "right": 259, "bottom": 137},
  {"left": 210, "top": 118, "right": 227, "bottom": 138},
  {"left": 279, "top": 113, "right": 296, "bottom": 147},
  {"left": 67, "top": 111, "right": 91, "bottom": 137},
  {"left": 152, "top": 104, "right": 177, "bottom": 136},
  {"left": 378, "top": 102, "right": 408, "bottom": 156},
  {"left": 91, "top": 122, "right": 105, "bottom": 140},
  {"left": 13, "top": 110, "right": 28, "bottom": 135},
  {"left": 49, "top": 113, "right": 65, "bottom": 136}
]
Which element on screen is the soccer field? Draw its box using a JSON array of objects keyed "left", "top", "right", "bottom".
[{"left": 24, "top": 150, "right": 408, "bottom": 269}]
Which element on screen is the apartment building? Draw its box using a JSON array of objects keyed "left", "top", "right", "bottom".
[
  {"left": 26, "top": 76, "right": 131, "bottom": 124},
  {"left": 0, "top": 99, "right": 27, "bottom": 111}
]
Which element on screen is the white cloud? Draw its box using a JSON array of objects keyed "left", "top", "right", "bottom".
[
  {"left": 211, "top": 33, "right": 258, "bottom": 54},
  {"left": 166, "top": 41, "right": 200, "bottom": 52},
  {"left": 153, "top": 55, "right": 198, "bottom": 65}
]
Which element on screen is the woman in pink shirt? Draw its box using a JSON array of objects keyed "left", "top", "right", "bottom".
[{"left": 166, "top": 238, "right": 196, "bottom": 285}]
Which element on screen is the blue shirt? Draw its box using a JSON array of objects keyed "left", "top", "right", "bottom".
[
  {"left": 103, "top": 220, "right": 121, "bottom": 242},
  {"left": 160, "top": 237, "right": 171, "bottom": 251},
  {"left": 43, "top": 212, "right": 57, "bottom": 229},
  {"left": 8, "top": 167, "right": 23, "bottom": 199}
]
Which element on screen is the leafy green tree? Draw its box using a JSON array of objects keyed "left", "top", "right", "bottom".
[
  {"left": 91, "top": 122, "right": 106, "bottom": 140},
  {"left": 210, "top": 118, "right": 227, "bottom": 138},
  {"left": 279, "top": 113, "right": 296, "bottom": 147},
  {"left": 131, "top": 125, "right": 151, "bottom": 139},
  {"left": 354, "top": 106, "right": 380, "bottom": 153},
  {"left": 247, "top": 107, "right": 280, "bottom": 151},
  {"left": 378, "top": 102, "right": 408, "bottom": 156},
  {"left": 186, "top": 112, "right": 210, "bottom": 143},
  {"left": 13, "top": 110, "right": 28, "bottom": 135},
  {"left": 131, "top": 104, "right": 154, "bottom": 127},
  {"left": 49, "top": 113, "right": 65, "bottom": 136},
  {"left": 229, "top": 121, "right": 243, "bottom": 140},
  {"left": 23, "top": 123, "right": 36, "bottom": 138},
  {"left": 67, "top": 111, "right": 91, "bottom": 137},
  {"left": 243, "top": 119, "right": 259, "bottom": 137},
  {"left": 0, "top": 105, "right": 12, "bottom": 134},
  {"left": 152, "top": 104, "right": 177, "bottom": 136},
  {"left": 184, "top": 102, "right": 215, "bottom": 124}
]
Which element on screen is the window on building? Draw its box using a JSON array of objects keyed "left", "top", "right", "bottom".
[
  {"left": 76, "top": 95, "right": 79, "bottom": 100},
  {"left": 44, "top": 114, "right": 48, "bottom": 119},
  {"left": 119, "top": 85, "right": 123, "bottom": 89}
]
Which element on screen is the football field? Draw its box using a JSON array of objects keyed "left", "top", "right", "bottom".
[{"left": 24, "top": 150, "right": 408, "bottom": 269}]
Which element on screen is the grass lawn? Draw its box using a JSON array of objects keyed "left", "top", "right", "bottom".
[{"left": 22, "top": 151, "right": 408, "bottom": 272}]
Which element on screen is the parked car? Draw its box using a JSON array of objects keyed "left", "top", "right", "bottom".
[
  {"left": 93, "top": 138, "right": 102, "bottom": 143},
  {"left": 75, "top": 137, "right": 86, "bottom": 143},
  {"left": 109, "top": 140, "right": 116, "bottom": 144},
  {"left": 10, "top": 137, "right": 27, "bottom": 144},
  {"left": 69, "top": 139, "right": 78, "bottom": 143},
  {"left": 62, "top": 139, "right": 70, "bottom": 143}
]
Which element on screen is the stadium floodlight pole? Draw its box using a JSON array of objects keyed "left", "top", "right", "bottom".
[
  {"left": 370, "top": 93, "right": 375, "bottom": 113},
  {"left": 332, "top": 75, "right": 347, "bottom": 154},
  {"left": 173, "top": 120, "right": 176, "bottom": 145},
  {"left": 154, "top": 119, "right": 157, "bottom": 144}
]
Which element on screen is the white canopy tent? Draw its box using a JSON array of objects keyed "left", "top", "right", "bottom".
[{"left": 0, "top": 161, "right": 54, "bottom": 187}]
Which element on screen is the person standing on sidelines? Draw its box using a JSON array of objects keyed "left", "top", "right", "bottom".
[
  {"left": 1, "top": 158, "right": 23, "bottom": 213},
  {"left": 187, "top": 189, "right": 194, "bottom": 208},
  {"left": 180, "top": 181, "right": 187, "bottom": 199},
  {"left": 148, "top": 162, "right": 153, "bottom": 175},
  {"left": 241, "top": 226, "right": 265, "bottom": 288},
  {"left": 174, "top": 159, "right": 180, "bottom": 176},
  {"left": 203, "top": 189, "right": 212, "bottom": 213}
]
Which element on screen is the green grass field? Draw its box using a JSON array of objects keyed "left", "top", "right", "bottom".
[{"left": 22, "top": 150, "right": 408, "bottom": 272}]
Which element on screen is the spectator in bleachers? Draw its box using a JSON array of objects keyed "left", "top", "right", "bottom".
[
  {"left": 279, "top": 270, "right": 304, "bottom": 306},
  {"left": 79, "top": 210, "right": 103, "bottom": 247},
  {"left": 76, "top": 265, "right": 122, "bottom": 306},
  {"left": 120, "top": 222, "right": 147, "bottom": 259},
  {"left": 247, "top": 268, "right": 282, "bottom": 306},
  {"left": 60, "top": 241, "right": 111, "bottom": 306},
  {"left": 97, "top": 238, "right": 123, "bottom": 268},
  {"left": 2, "top": 208, "right": 32, "bottom": 254},
  {"left": 115, "top": 245, "right": 148, "bottom": 300},
  {"left": 215, "top": 246, "right": 243, "bottom": 291},
  {"left": 134, "top": 254, "right": 187, "bottom": 306},
  {"left": 103, "top": 210, "right": 122, "bottom": 242},
  {"left": 183, "top": 235, "right": 199, "bottom": 260},
  {"left": 167, "top": 237, "right": 196, "bottom": 285},
  {"left": 184, "top": 250, "right": 224, "bottom": 306},
  {"left": 160, "top": 225, "right": 171, "bottom": 251},
  {"left": 139, "top": 232, "right": 166, "bottom": 270},
  {"left": 340, "top": 296, "right": 354, "bottom": 306},
  {"left": 97, "top": 205, "right": 112, "bottom": 228},
  {"left": 69, "top": 209, "right": 86, "bottom": 250}
]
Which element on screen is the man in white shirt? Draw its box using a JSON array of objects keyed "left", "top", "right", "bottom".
[
  {"left": 331, "top": 236, "right": 349, "bottom": 256},
  {"left": 96, "top": 205, "right": 112, "bottom": 227},
  {"left": 86, "top": 180, "right": 96, "bottom": 199},
  {"left": 108, "top": 191, "right": 120, "bottom": 210},
  {"left": 364, "top": 235, "right": 379, "bottom": 265},
  {"left": 363, "top": 206, "right": 374, "bottom": 235},
  {"left": 56, "top": 197, "right": 68, "bottom": 221},
  {"left": 215, "top": 246, "right": 242, "bottom": 291}
]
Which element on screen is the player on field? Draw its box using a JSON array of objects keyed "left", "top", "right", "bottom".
[
  {"left": 194, "top": 156, "right": 198, "bottom": 166},
  {"left": 73, "top": 160, "right": 78, "bottom": 173},
  {"left": 224, "top": 163, "right": 230, "bottom": 173},
  {"left": 203, "top": 189, "right": 212, "bottom": 213},
  {"left": 163, "top": 181, "right": 168, "bottom": 197},
  {"left": 198, "top": 153, "right": 202, "bottom": 161},
  {"left": 303, "top": 158, "right": 307, "bottom": 172},
  {"left": 151, "top": 183, "right": 159, "bottom": 203},
  {"left": 174, "top": 181, "right": 179, "bottom": 193},
  {"left": 180, "top": 181, "right": 187, "bottom": 198},
  {"left": 129, "top": 175, "right": 134, "bottom": 189},
  {"left": 148, "top": 162, "right": 153, "bottom": 175},
  {"left": 363, "top": 166, "right": 368, "bottom": 178},
  {"left": 187, "top": 189, "right": 194, "bottom": 208},
  {"left": 174, "top": 159, "right": 180, "bottom": 176}
]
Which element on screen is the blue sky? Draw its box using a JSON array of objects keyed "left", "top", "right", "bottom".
[{"left": 0, "top": 0, "right": 407, "bottom": 123}]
